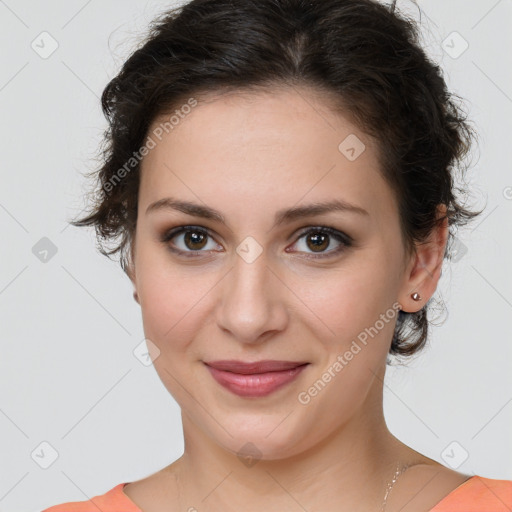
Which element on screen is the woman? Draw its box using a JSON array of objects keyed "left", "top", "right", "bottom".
[{"left": 42, "top": 0, "right": 511, "bottom": 510}]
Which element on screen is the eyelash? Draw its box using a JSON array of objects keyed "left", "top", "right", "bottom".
[{"left": 160, "top": 225, "right": 353, "bottom": 260}]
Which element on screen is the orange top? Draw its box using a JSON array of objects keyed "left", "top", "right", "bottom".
[{"left": 41, "top": 476, "right": 512, "bottom": 512}]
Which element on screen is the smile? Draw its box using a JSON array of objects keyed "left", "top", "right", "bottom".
[{"left": 203, "top": 361, "right": 310, "bottom": 397}]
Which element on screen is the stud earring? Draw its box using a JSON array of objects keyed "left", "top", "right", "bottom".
[{"left": 411, "top": 292, "right": 421, "bottom": 301}]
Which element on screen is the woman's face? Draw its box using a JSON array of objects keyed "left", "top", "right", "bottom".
[{"left": 130, "top": 86, "right": 413, "bottom": 460}]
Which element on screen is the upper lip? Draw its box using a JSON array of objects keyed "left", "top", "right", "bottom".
[{"left": 204, "top": 360, "right": 309, "bottom": 374}]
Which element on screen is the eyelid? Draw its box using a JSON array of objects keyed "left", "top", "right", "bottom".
[
  {"left": 160, "top": 225, "right": 222, "bottom": 256},
  {"left": 293, "top": 225, "right": 353, "bottom": 244},
  {"left": 287, "top": 226, "right": 353, "bottom": 258},
  {"left": 160, "top": 224, "right": 353, "bottom": 258}
]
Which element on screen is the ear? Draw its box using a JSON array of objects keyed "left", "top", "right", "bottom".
[
  {"left": 126, "top": 243, "right": 139, "bottom": 304},
  {"left": 398, "top": 204, "right": 449, "bottom": 313}
]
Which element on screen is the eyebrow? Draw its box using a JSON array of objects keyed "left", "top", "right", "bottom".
[{"left": 145, "top": 196, "right": 369, "bottom": 228}]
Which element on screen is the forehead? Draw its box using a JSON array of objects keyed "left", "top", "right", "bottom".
[{"left": 139, "top": 86, "right": 396, "bottom": 222}]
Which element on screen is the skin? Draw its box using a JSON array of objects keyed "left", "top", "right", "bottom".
[{"left": 124, "top": 86, "right": 470, "bottom": 512}]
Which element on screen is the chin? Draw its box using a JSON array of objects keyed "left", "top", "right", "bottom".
[{"left": 212, "top": 416, "right": 313, "bottom": 463}]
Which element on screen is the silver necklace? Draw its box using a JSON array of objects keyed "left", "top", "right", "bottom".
[{"left": 381, "top": 462, "right": 411, "bottom": 512}]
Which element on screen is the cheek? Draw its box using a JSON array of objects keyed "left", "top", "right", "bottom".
[
  {"left": 296, "top": 265, "right": 399, "bottom": 426},
  {"left": 293, "top": 256, "right": 398, "bottom": 346},
  {"left": 136, "top": 250, "right": 210, "bottom": 402},
  {"left": 136, "top": 245, "right": 210, "bottom": 349}
]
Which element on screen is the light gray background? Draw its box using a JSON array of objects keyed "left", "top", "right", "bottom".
[{"left": 0, "top": 1, "right": 511, "bottom": 511}]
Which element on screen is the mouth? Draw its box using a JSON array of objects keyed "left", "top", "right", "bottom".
[{"left": 203, "top": 360, "right": 310, "bottom": 397}]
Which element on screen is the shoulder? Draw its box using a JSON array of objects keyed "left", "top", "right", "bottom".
[
  {"left": 431, "top": 475, "right": 512, "bottom": 512},
  {"left": 41, "top": 483, "right": 141, "bottom": 512}
]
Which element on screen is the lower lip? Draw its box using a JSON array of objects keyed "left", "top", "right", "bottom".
[{"left": 205, "top": 364, "right": 309, "bottom": 397}]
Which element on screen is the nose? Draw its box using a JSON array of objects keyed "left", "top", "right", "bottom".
[{"left": 215, "top": 248, "right": 289, "bottom": 345}]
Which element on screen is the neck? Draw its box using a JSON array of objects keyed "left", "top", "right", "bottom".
[{"left": 170, "top": 372, "right": 420, "bottom": 512}]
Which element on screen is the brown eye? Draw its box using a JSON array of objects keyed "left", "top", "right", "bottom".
[
  {"left": 183, "top": 230, "right": 208, "bottom": 250},
  {"left": 288, "top": 226, "right": 353, "bottom": 259},
  {"left": 161, "top": 226, "right": 221, "bottom": 257},
  {"left": 305, "top": 232, "right": 330, "bottom": 252}
]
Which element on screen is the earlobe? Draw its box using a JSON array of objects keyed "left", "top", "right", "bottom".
[{"left": 399, "top": 204, "right": 449, "bottom": 313}]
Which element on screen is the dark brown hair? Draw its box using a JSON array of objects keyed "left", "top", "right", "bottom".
[{"left": 70, "top": 0, "right": 483, "bottom": 360}]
